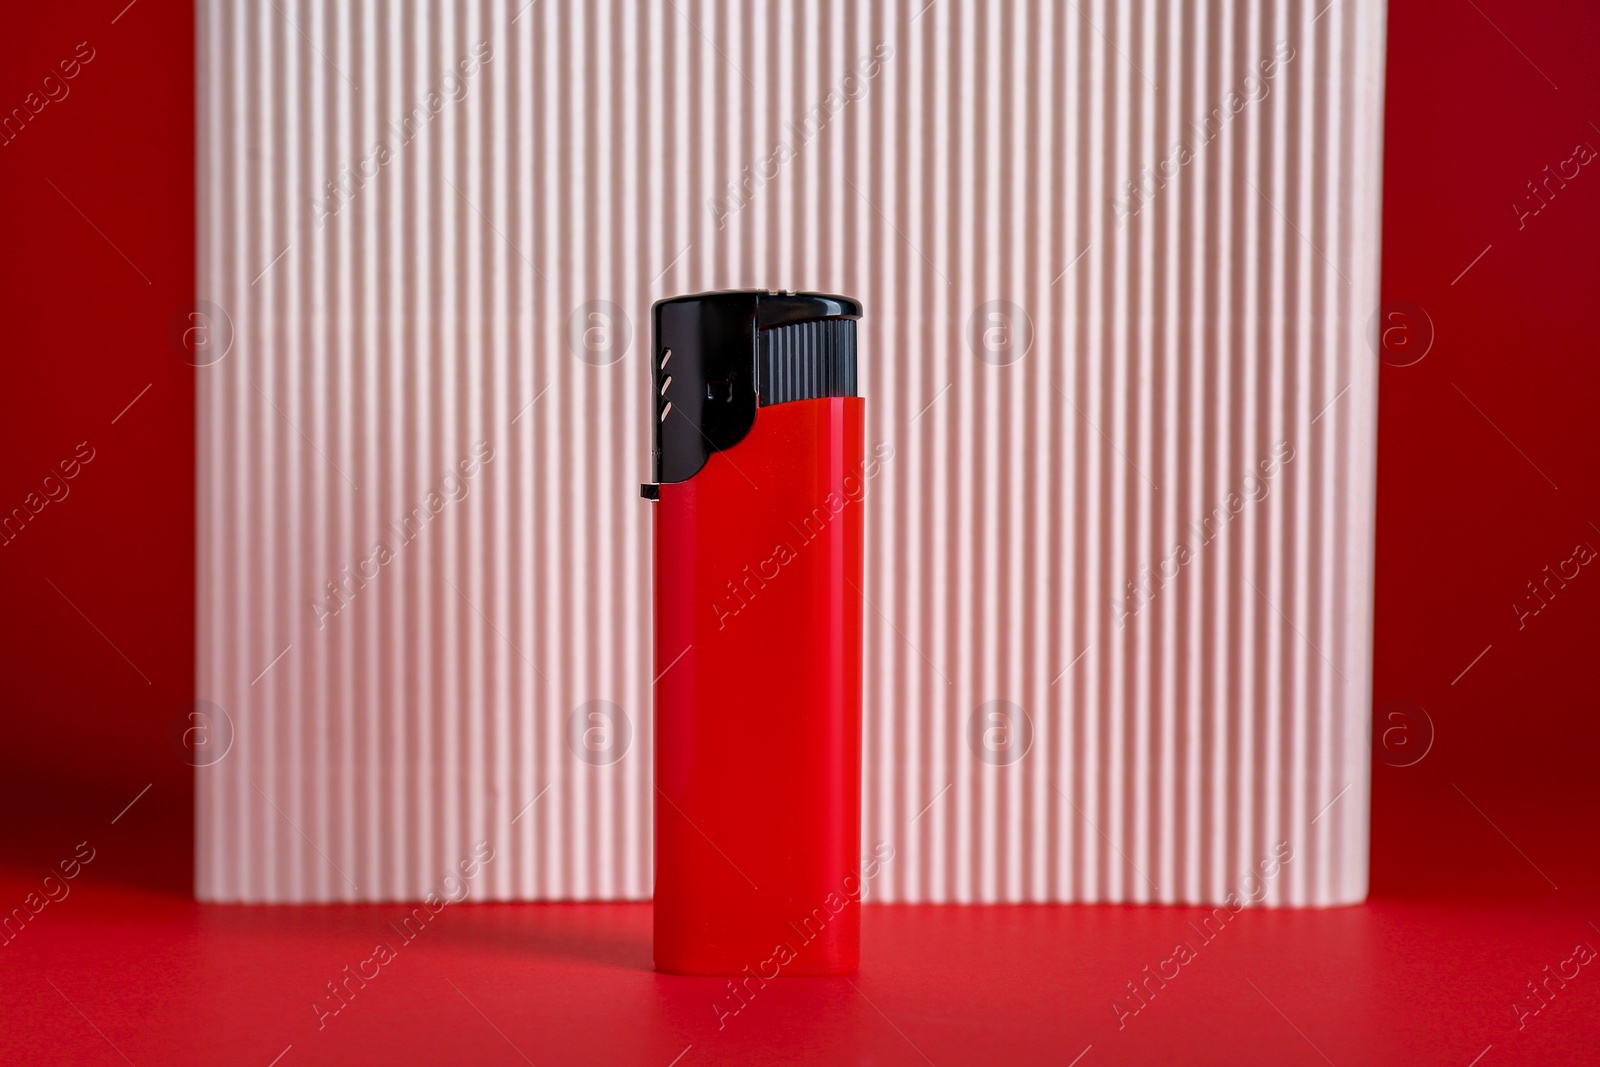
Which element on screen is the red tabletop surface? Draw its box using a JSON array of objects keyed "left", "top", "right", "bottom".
[{"left": 2, "top": 783, "right": 1598, "bottom": 1067}]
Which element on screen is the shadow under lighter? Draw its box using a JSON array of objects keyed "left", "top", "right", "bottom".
[{"left": 642, "top": 290, "right": 865, "bottom": 976}]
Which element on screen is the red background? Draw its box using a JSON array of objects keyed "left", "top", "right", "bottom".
[
  {"left": 2, "top": 1, "right": 1598, "bottom": 1064},
  {"left": 0, "top": 0, "right": 195, "bottom": 817}
]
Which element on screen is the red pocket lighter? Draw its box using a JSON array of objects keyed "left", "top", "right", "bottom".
[{"left": 643, "top": 290, "right": 864, "bottom": 976}]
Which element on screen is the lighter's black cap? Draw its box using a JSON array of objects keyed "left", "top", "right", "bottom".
[{"left": 644, "top": 290, "right": 861, "bottom": 492}]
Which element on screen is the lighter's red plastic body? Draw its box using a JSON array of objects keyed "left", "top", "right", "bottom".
[{"left": 653, "top": 396, "right": 863, "bottom": 976}]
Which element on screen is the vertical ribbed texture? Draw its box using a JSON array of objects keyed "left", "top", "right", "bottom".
[
  {"left": 197, "top": 0, "right": 1384, "bottom": 905},
  {"left": 757, "top": 319, "right": 857, "bottom": 405}
]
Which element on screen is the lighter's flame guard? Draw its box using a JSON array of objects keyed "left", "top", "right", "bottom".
[{"left": 644, "top": 290, "right": 864, "bottom": 976}]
